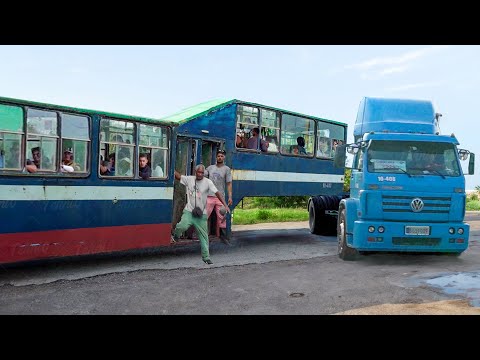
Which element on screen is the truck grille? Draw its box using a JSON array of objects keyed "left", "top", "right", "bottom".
[{"left": 382, "top": 195, "right": 451, "bottom": 213}]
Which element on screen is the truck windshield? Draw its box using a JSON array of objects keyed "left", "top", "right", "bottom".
[{"left": 367, "top": 140, "right": 460, "bottom": 177}]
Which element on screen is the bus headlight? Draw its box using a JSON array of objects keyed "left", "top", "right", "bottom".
[
  {"left": 458, "top": 228, "right": 464, "bottom": 235},
  {"left": 368, "top": 226, "right": 375, "bottom": 233},
  {"left": 449, "top": 227, "right": 455, "bottom": 234},
  {"left": 378, "top": 226, "right": 385, "bottom": 233}
]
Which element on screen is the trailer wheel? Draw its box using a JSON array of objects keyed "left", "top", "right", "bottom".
[
  {"left": 309, "top": 195, "right": 339, "bottom": 236},
  {"left": 338, "top": 208, "right": 358, "bottom": 261}
]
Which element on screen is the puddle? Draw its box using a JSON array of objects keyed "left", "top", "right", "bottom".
[{"left": 425, "top": 271, "right": 480, "bottom": 307}]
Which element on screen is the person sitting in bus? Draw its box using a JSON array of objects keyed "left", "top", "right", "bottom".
[
  {"left": 236, "top": 134, "right": 245, "bottom": 148},
  {"left": 296, "top": 136, "right": 307, "bottom": 155},
  {"left": 25, "top": 147, "right": 51, "bottom": 173},
  {"left": 291, "top": 145, "right": 299, "bottom": 155},
  {"left": 61, "top": 148, "right": 80, "bottom": 172},
  {"left": 247, "top": 128, "right": 269, "bottom": 152},
  {"left": 139, "top": 153, "right": 151, "bottom": 179},
  {"left": 332, "top": 139, "right": 344, "bottom": 155},
  {"left": 100, "top": 153, "right": 115, "bottom": 176},
  {"left": 317, "top": 137, "right": 332, "bottom": 158}
]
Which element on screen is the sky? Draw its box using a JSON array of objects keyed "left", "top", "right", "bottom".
[{"left": 0, "top": 45, "right": 478, "bottom": 189}]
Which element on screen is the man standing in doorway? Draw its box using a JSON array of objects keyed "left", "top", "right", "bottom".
[
  {"left": 206, "top": 149, "right": 233, "bottom": 244},
  {"left": 172, "top": 164, "right": 230, "bottom": 265}
]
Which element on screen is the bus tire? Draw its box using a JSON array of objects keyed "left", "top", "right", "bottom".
[{"left": 338, "top": 208, "right": 358, "bottom": 261}]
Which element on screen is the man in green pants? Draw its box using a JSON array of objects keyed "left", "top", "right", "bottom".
[{"left": 172, "top": 164, "right": 230, "bottom": 265}]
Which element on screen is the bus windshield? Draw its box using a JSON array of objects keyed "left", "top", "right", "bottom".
[{"left": 367, "top": 140, "right": 461, "bottom": 177}]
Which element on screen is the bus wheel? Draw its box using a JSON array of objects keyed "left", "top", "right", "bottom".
[{"left": 338, "top": 208, "right": 358, "bottom": 261}]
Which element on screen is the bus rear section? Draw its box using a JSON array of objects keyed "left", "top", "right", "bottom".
[{"left": 0, "top": 97, "right": 174, "bottom": 265}]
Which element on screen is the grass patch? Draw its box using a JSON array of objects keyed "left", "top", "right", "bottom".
[{"left": 232, "top": 208, "right": 309, "bottom": 225}]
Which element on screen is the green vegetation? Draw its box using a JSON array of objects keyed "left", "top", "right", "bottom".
[
  {"left": 466, "top": 190, "right": 480, "bottom": 210},
  {"left": 232, "top": 207, "right": 309, "bottom": 225}
]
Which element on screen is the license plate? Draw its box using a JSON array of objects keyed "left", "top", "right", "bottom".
[{"left": 405, "top": 226, "right": 430, "bottom": 235}]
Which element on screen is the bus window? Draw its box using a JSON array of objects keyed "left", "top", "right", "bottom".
[
  {"left": 100, "top": 119, "right": 135, "bottom": 178},
  {"left": 26, "top": 108, "right": 58, "bottom": 172},
  {"left": 317, "top": 122, "right": 345, "bottom": 159},
  {"left": 260, "top": 109, "right": 279, "bottom": 153},
  {"left": 0, "top": 104, "right": 23, "bottom": 171},
  {"left": 236, "top": 105, "right": 258, "bottom": 150},
  {"left": 280, "top": 114, "right": 315, "bottom": 156},
  {"left": 61, "top": 113, "right": 90, "bottom": 174},
  {"left": 139, "top": 124, "right": 169, "bottom": 178}
]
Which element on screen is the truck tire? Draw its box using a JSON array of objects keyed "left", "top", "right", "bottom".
[
  {"left": 309, "top": 195, "right": 340, "bottom": 236},
  {"left": 308, "top": 200, "right": 322, "bottom": 234},
  {"left": 338, "top": 208, "right": 358, "bottom": 261}
]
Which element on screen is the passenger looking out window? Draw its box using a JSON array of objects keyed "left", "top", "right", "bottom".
[{"left": 139, "top": 153, "right": 151, "bottom": 179}]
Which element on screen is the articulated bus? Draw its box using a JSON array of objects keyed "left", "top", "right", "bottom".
[{"left": 0, "top": 96, "right": 347, "bottom": 265}]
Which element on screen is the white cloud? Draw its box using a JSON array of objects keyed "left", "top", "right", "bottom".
[
  {"left": 379, "top": 65, "right": 409, "bottom": 76},
  {"left": 344, "top": 45, "right": 450, "bottom": 79},
  {"left": 386, "top": 81, "right": 443, "bottom": 92}
]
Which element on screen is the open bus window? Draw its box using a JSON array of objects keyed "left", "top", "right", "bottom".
[
  {"left": 61, "top": 114, "right": 90, "bottom": 174},
  {"left": 280, "top": 114, "right": 314, "bottom": 156},
  {"left": 317, "top": 123, "right": 345, "bottom": 159},
  {"left": 139, "top": 124, "right": 169, "bottom": 179},
  {"left": 100, "top": 119, "right": 135, "bottom": 178},
  {"left": 236, "top": 105, "right": 258, "bottom": 150},
  {"left": 261, "top": 109, "right": 280, "bottom": 153},
  {"left": 26, "top": 108, "right": 58, "bottom": 172}
]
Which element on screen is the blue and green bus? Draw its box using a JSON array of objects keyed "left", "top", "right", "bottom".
[{"left": 0, "top": 96, "right": 347, "bottom": 265}]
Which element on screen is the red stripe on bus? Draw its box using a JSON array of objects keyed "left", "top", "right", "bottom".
[{"left": 0, "top": 223, "right": 172, "bottom": 264}]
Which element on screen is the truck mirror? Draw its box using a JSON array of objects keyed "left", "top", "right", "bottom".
[
  {"left": 334, "top": 144, "right": 347, "bottom": 168},
  {"left": 346, "top": 145, "right": 358, "bottom": 155},
  {"left": 468, "top": 153, "right": 475, "bottom": 175},
  {"left": 458, "top": 149, "right": 469, "bottom": 161}
]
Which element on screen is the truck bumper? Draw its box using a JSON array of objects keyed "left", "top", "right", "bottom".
[{"left": 352, "top": 221, "right": 469, "bottom": 253}]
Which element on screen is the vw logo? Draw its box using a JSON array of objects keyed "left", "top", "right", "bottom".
[{"left": 411, "top": 198, "right": 424, "bottom": 212}]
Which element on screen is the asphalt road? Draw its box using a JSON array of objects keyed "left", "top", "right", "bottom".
[{"left": 1, "top": 213, "right": 480, "bottom": 314}]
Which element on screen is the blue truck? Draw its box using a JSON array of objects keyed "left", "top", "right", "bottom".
[{"left": 333, "top": 97, "right": 475, "bottom": 260}]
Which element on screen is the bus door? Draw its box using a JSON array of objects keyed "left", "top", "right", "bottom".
[
  {"left": 171, "top": 137, "right": 224, "bottom": 238},
  {"left": 172, "top": 137, "right": 198, "bottom": 230}
]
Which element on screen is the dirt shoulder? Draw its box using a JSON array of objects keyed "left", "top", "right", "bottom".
[{"left": 336, "top": 300, "right": 480, "bottom": 315}]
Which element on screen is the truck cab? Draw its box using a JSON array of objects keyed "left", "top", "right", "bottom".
[{"left": 336, "top": 97, "right": 475, "bottom": 260}]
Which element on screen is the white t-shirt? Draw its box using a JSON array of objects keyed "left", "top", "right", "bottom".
[{"left": 180, "top": 175, "right": 218, "bottom": 215}]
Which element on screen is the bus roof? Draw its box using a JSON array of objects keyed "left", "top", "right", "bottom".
[
  {"left": 0, "top": 95, "right": 347, "bottom": 128},
  {"left": 0, "top": 95, "right": 170, "bottom": 125},
  {"left": 161, "top": 98, "right": 347, "bottom": 126}
]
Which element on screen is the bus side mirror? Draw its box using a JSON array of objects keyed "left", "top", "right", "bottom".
[
  {"left": 469, "top": 153, "right": 475, "bottom": 175},
  {"left": 334, "top": 144, "right": 347, "bottom": 168}
]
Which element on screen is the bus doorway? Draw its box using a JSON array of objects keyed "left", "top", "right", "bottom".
[
  {"left": 172, "top": 137, "right": 197, "bottom": 232},
  {"left": 201, "top": 140, "right": 224, "bottom": 236},
  {"left": 171, "top": 137, "right": 224, "bottom": 241}
]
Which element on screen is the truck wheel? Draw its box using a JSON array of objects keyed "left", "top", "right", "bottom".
[
  {"left": 309, "top": 195, "right": 339, "bottom": 236},
  {"left": 309, "top": 200, "right": 322, "bottom": 234},
  {"left": 338, "top": 208, "right": 358, "bottom": 261}
]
